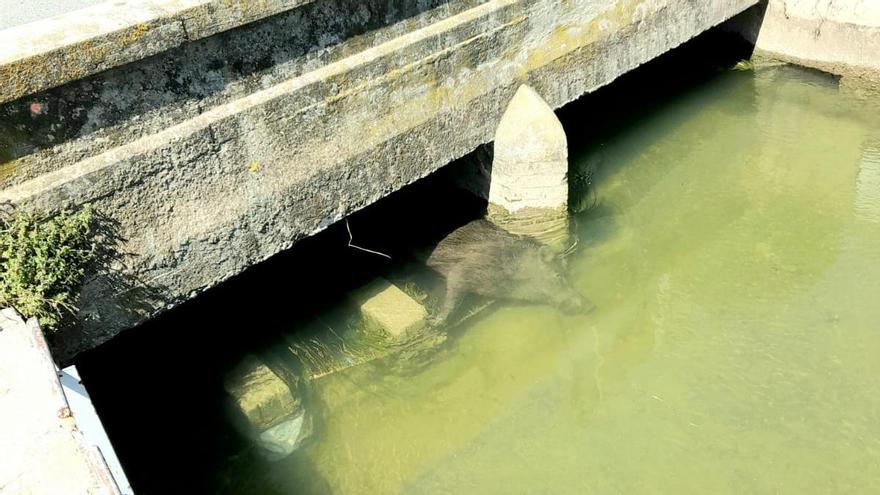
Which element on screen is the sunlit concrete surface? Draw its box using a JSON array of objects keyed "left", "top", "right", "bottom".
[
  {"left": 0, "top": 309, "right": 121, "bottom": 495},
  {"left": 0, "top": 0, "right": 103, "bottom": 30},
  {"left": 734, "top": 0, "right": 880, "bottom": 79}
]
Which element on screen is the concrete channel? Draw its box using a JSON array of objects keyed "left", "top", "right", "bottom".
[{"left": 1, "top": 0, "right": 879, "bottom": 492}]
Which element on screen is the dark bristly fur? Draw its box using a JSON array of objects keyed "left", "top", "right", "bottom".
[{"left": 423, "top": 219, "right": 592, "bottom": 325}]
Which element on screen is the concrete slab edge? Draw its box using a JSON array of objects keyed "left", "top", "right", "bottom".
[
  {"left": 0, "top": 0, "right": 314, "bottom": 104},
  {"left": 0, "top": 0, "right": 759, "bottom": 208},
  {"left": 0, "top": 308, "right": 123, "bottom": 494},
  {"left": 731, "top": 1, "right": 880, "bottom": 82},
  {"left": 0, "top": 0, "right": 523, "bottom": 206},
  {"left": 60, "top": 366, "right": 134, "bottom": 494}
]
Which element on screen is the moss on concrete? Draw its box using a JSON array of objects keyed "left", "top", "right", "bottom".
[{"left": 0, "top": 205, "right": 96, "bottom": 332}]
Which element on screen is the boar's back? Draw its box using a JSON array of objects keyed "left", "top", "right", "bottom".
[{"left": 424, "top": 219, "right": 530, "bottom": 274}]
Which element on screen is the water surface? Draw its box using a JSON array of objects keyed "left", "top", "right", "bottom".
[
  {"left": 73, "top": 60, "right": 880, "bottom": 494},
  {"left": 271, "top": 65, "right": 880, "bottom": 494}
]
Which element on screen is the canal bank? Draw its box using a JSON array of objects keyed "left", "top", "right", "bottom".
[
  {"left": 734, "top": 0, "right": 880, "bottom": 83},
  {"left": 5, "top": 1, "right": 877, "bottom": 489},
  {"left": 0, "top": 310, "right": 128, "bottom": 494}
]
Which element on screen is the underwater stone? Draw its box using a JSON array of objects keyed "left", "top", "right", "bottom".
[
  {"left": 488, "top": 85, "right": 571, "bottom": 252},
  {"left": 224, "top": 355, "right": 301, "bottom": 432},
  {"left": 256, "top": 413, "right": 306, "bottom": 461},
  {"left": 352, "top": 278, "right": 428, "bottom": 338}
]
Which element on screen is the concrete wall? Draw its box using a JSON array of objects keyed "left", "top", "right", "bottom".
[
  {"left": 737, "top": 0, "right": 880, "bottom": 80},
  {"left": 0, "top": 0, "right": 315, "bottom": 105},
  {"left": 0, "top": 0, "right": 759, "bottom": 361}
]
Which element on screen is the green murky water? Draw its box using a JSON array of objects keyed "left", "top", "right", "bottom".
[
  {"left": 73, "top": 61, "right": 880, "bottom": 494},
  {"left": 265, "top": 66, "right": 880, "bottom": 493}
]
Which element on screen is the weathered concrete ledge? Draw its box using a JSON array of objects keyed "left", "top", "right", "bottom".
[
  {"left": 0, "top": 0, "right": 759, "bottom": 361},
  {"left": 736, "top": 0, "right": 880, "bottom": 81},
  {"left": 0, "top": 0, "right": 478, "bottom": 183},
  {"left": 0, "top": 0, "right": 314, "bottom": 104}
]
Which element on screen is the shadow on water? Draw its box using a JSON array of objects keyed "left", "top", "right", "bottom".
[
  {"left": 561, "top": 27, "right": 757, "bottom": 175},
  {"left": 76, "top": 156, "right": 486, "bottom": 495},
  {"left": 76, "top": 23, "right": 761, "bottom": 495},
  {"left": 561, "top": 27, "right": 757, "bottom": 246}
]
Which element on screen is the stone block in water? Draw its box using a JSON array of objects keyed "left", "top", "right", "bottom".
[
  {"left": 352, "top": 278, "right": 428, "bottom": 338},
  {"left": 256, "top": 413, "right": 307, "bottom": 461},
  {"left": 225, "top": 355, "right": 311, "bottom": 459},
  {"left": 224, "top": 355, "right": 301, "bottom": 432}
]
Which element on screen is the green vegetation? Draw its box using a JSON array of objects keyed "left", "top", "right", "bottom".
[
  {"left": 0, "top": 205, "right": 96, "bottom": 332},
  {"left": 569, "top": 165, "right": 598, "bottom": 214},
  {"left": 399, "top": 281, "right": 427, "bottom": 302},
  {"left": 287, "top": 315, "right": 405, "bottom": 378},
  {"left": 287, "top": 281, "right": 444, "bottom": 378},
  {"left": 733, "top": 59, "right": 755, "bottom": 71}
]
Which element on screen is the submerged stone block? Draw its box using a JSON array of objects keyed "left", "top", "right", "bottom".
[
  {"left": 224, "top": 355, "right": 300, "bottom": 432},
  {"left": 256, "top": 412, "right": 307, "bottom": 461},
  {"left": 352, "top": 278, "right": 428, "bottom": 338},
  {"left": 488, "top": 85, "right": 572, "bottom": 252}
]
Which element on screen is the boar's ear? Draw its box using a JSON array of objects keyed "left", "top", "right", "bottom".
[{"left": 538, "top": 246, "right": 557, "bottom": 264}]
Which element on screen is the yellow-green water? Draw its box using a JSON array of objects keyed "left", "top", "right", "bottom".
[{"left": 266, "top": 66, "right": 880, "bottom": 493}]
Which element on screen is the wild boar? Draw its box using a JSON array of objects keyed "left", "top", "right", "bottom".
[{"left": 423, "top": 219, "right": 592, "bottom": 325}]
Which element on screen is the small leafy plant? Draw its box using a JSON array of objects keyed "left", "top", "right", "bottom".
[
  {"left": 733, "top": 59, "right": 755, "bottom": 71},
  {"left": 0, "top": 205, "right": 96, "bottom": 332}
]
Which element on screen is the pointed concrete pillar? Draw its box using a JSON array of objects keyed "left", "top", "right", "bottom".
[{"left": 488, "top": 85, "right": 571, "bottom": 252}]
